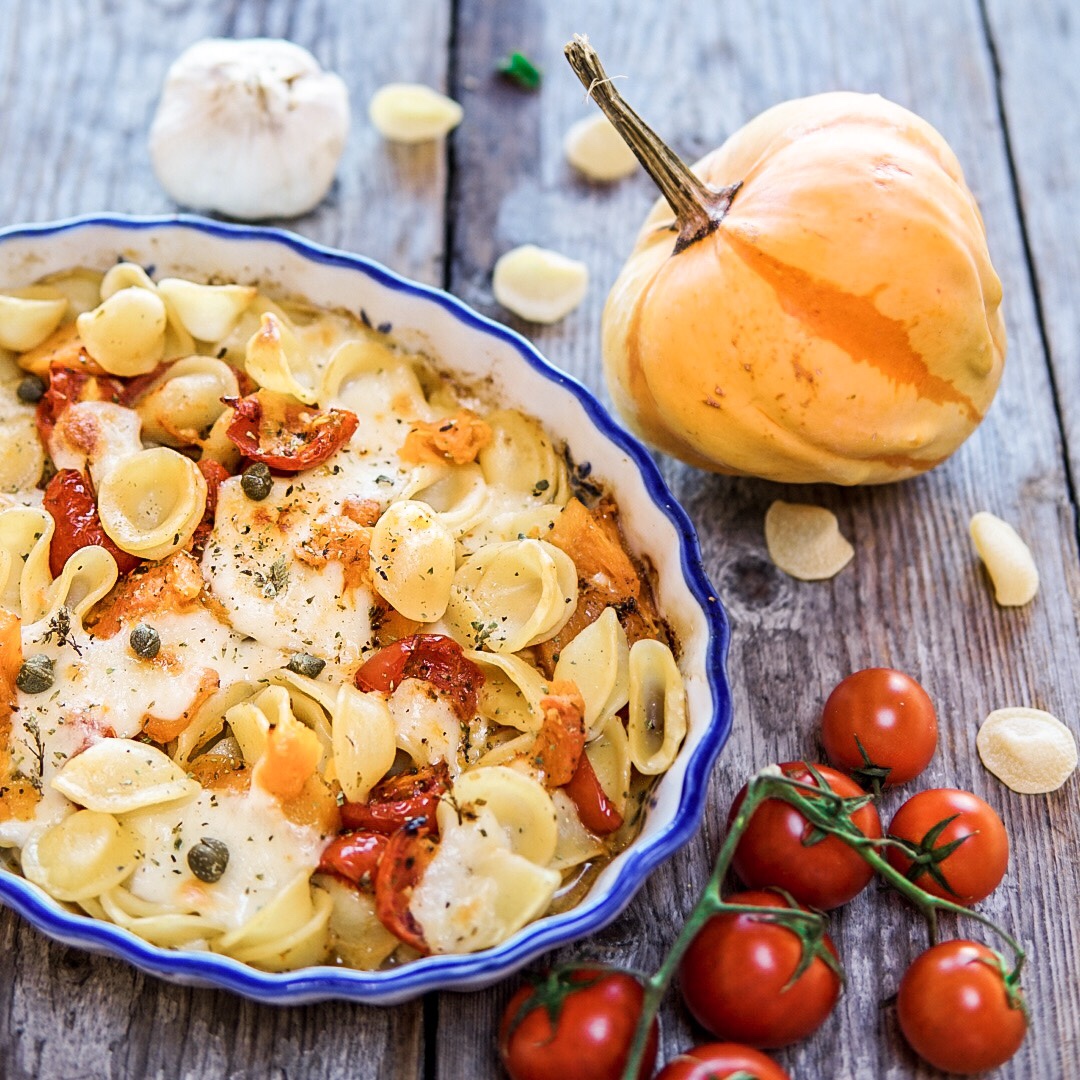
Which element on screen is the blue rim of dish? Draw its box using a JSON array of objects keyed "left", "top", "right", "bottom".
[{"left": 0, "top": 213, "right": 733, "bottom": 1003}]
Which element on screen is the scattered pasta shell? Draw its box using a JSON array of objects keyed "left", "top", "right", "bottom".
[
  {"left": 492, "top": 245, "right": 588, "bottom": 324},
  {"left": 368, "top": 83, "right": 463, "bottom": 143},
  {"left": 157, "top": 278, "right": 257, "bottom": 342},
  {"left": 0, "top": 288, "right": 68, "bottom": 351},
  {"left": 969, "top": 511, "right": 1039, "bottom": 606},
  {"left": 76, "top": 286, "right": 168, "bottom": 376},
  {"left": 52, "top": 739, "right": 200, "bottom": 813},
  {"left": 563, "top": 114, "right": 638, "bottom": 181},
  {"left": 764, "top": 500, "right": 854, "bottom": 581},
  {"left": 977, "top": 706, "right": 1077, "bottom": 794}
]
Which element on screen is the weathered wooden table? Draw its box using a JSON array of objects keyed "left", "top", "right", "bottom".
[{"left": 1, "top": 1, "right": 1077, "bottom": 1077}]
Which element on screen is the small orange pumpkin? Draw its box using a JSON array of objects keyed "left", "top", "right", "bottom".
[{"left": 565, "top": 37, "right": 1005, "bottom": 485}]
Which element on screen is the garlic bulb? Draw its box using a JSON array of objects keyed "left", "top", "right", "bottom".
[{"left": 149, "top": 38, "right": 350, "bottom": 220}]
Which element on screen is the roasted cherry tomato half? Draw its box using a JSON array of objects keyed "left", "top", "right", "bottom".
[
  {"left": 897, "top": 939, "right": 1027, "bottom": 1074},
  {"left": 354, "top": 634, "right": 483, "bottom": 721},
  {"left": 35, "top": 362, "right": 125, "bottom": 444},
  {"left": 679, "top": 889, "right": 841, "bottom": 1048},
  {"left": 654, "top": 1042, "right": 791, "bottom": 1080},
  {"left": 42, "top": 468, "right": 141, "bottom": 577},
  {"left": 225, "top": 390, "right": 358, "bottom": 472},
  {"left": 317, "top": 830, "right": 388, "bottom": 887},
  {"left": 729, "top": 761, "right": 882, "bottom": 909},
  {"left": 821, "top": 667, "right": 937, "bottom": 790},
  {"left": 190, "top": 458, "right": 232, "bottom": 549},
  {"left": 373, "top": 820, "right": 438, "bottom": 953},
  {"left": 340, "top": 760, "right": 451, "bottom": 835},
  {"left": 563, "top": 752, "right": 623, "bottom": 835},
  {"left": 886, "top": 788, "right": 1009, "bottom": 904},
  {"left": 499, "top": 967, "right": 658, "bottom": 1080}
]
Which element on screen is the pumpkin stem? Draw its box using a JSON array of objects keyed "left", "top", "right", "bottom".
[{"left": 564, "top": 35, "right": 739, "bottom": 252}]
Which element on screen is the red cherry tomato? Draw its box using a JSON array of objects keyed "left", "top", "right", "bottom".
[
  {"left": 821, "top": 668, "right": 938, "bottom": 789},
  {"left": 678, "top": 889, "right": 841, "bottom": 1048},
  {"left": 317, "top": 830, "right": 388, "bottom": 887},
  {"left": 340, "top": 760, "right": 450, "bottom": 835},
  {"left": 654, "top": 1042, "right": 790, "bottom": 1080},
  {"left": 225, "top": 390, "right": 358, "bottom": 472},
  {"left": 35, "top": 362, "right": 125, "bottom": 444},
  {"left": 191, "top": 458, "right": 231, "bottom": 550},
  {"left": 373, "top": 820, "right": 438, "bottom": 952},
  {"left": 499, "top": 967, "right": 658, "bottom": 1080},
  {"left": 886, "top": 788, "right": 1009, "bottom": 904},
  {"left": 563, "top": 752, "right": 623, "bottom": 835},
  {"left": 897, "top": 940, "right": 1027, "bottom": 1074},
  {"left": 42, "top": 468, "right": 141, "bottom": 577},
  {"left": 354, "top": 634, "right": 483, "bottom": 721},
  {"left": 729, "top": 761, "right": 882, "bottom": 909}
]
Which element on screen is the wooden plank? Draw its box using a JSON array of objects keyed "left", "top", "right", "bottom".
[
  {"left": 0, "top": 1, "right": 451, "bottom": 1078},
  {"left": 440, "top": 1, "right": 1080, "bottom": 1077}
]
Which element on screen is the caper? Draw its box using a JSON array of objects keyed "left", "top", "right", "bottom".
[
  {"left": 16, "top": 375, "right": 46, "bottom": 404},
  {"left": 129, "top": 623, "right": 161, "bottom": 659},
  {"left": 187, "top": 837, "right": 229, "bottom": 883},
  {"left": 240, "top": 462, "right": 273, "bottom": 501},
  {"left": 286, "top": 652, "right": 326, "bottom": 678},
  {"left": 15, "top": 654, "right": 54, "bottom": 694}
]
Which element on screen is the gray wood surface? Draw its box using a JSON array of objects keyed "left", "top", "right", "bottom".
[{"left": 1, "top": 1, "right": 1078, "bottom": 1078}]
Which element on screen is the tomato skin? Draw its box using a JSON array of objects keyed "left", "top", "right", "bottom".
[
  {"left": 821, "top": 668, "right": 937, "bottom": 788},
  {"left": 318, "top": 830, "right": 388, "bottom": 886},
  {"left": 886, "top": 788, "right": 1009, "bottom": 904},
  {"left": 225, "top": 391, "right": 358, "bottom": 472},
  {"left": 679, "top": 890, "right": 841, "bottom": 1048},
  {"left": 729, "top": 762, "right": 882, "bottom": 910},
  {"left": 35, "top": 363, "right": 125, "bottom": 444},
  {"left": 354, "top": 634, "right": 483, "bottom": 721},
  {"left": 42, "top": 469, "right": 141, "bottom": 577},
  {"left": 563, "top": 752, "right": 623, "bottom": 835},
  {"left": 654, "top": 1042, "right": 790, "bottom": 1080},
  {"left": 373, "top": 821, "right": 438, "bottom": 952},
  {"left": 339, "top": 760, "right": 450, "bottom": 835},
  {"left": 499, "top": 968, "right": 658, "bottom": 1080},
  {"left": 897, "top": 940, "right": 1026, "bottom": 1074}
]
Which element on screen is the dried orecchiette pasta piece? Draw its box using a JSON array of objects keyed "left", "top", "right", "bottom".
[
  {"left": 0, "top": 505, "right": 55, "bottom": 619},
  {"left": 477, "top": 409, "right": 569, "bottom": 505},
  {"left": 765, "top": 500, "right": 854, "bottom": 581},
  {"left": 445, "top": 539, "right": 578, "bottom": 653},
  {"left": 554, "top": 606, "right": 630, "bottom": 738},
  {"left": 627, "top": 638, "right": 688, "bottom": 775},
  {"left": 136, "top": 356, "right": 239, "bottom": 446},
  {"left": 76, "top": 286, "right": 168, "bottom": 376},
  {"left": 411, "top": 809, "right": 561, "bottom": 954},
  {"left": 585, "top": 712, "right": 632, "bottom": 815},
  {"left": 156, "top": 278, "right": 257, "bottom": 341},
  {"left": 0, "top": 287, "right": 68, "bottom": 351},
  {"left": 96, "top": 446, "right": 208, "bottom": 559},
  {"left": 244, "top": 312, "right": 320, "bottom": 404},
  {"left": 977, "top": 706, "right": 1077, "bottom": 794},
  {"left": 51, "top": 738, "right": 201, "bottom": 813},
  {"left": 332, "top": 684, "right": 396, "bottom": 803},
  {"left": 438, "top": 765, "right": 558, "bottom": 865},
  {"left": 969, "top": 511, "right": 1039, "bottom": 606},
  {"left": 465, "top": 650, "right": 548, "bottom": 733},
  {"left": 22, "top": 809, "right": 142, "bottom": 902},
  {"left": 369, "top": 500, "right": 455, "bottom": 622}
]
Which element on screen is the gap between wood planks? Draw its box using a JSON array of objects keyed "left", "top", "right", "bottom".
[{"left": 976, "top": 0, "right": 1080, "bottom": 555}]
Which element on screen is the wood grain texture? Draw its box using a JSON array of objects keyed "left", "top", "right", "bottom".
[
  {"left": 441, "top": 1, "right": 1080, "bottom": 1078},
  {"left": 0, "top": 1, "right": 1078, "bottom": 1078}
]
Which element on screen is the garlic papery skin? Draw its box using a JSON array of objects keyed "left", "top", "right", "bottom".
[{"left": 149, "top": 38, "right": 351, "bottom": 220}]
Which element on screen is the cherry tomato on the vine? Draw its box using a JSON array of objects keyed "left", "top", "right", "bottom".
[
  {"left": 821, "top": 668, "right": 937, "bottom": 790},
  {"left": 654, "top": 1042, "right": 790, "bottom": 1080},
  {"left": 897, "top": 939, "right": 1027, "bottom": 1074},
  {"left": 678, "top": 889, "right": 842, "bottom": 1048},
  {"left": 729, "top": 762, "right": 882, "bottom": 909},
  {"left": 499, "top": 967, "right": 658, "bottom": 1080},
  {"left": 886, "top": 788, "right": 1008, "bottom": 904}
]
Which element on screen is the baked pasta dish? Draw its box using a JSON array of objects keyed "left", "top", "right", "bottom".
[{"left": 0, "top": 264, "right": 686, "bottom": 971}]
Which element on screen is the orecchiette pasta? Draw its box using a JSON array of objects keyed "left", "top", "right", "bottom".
[{"left": 0, "top": 264, "right": 685, "bottom": 974}]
